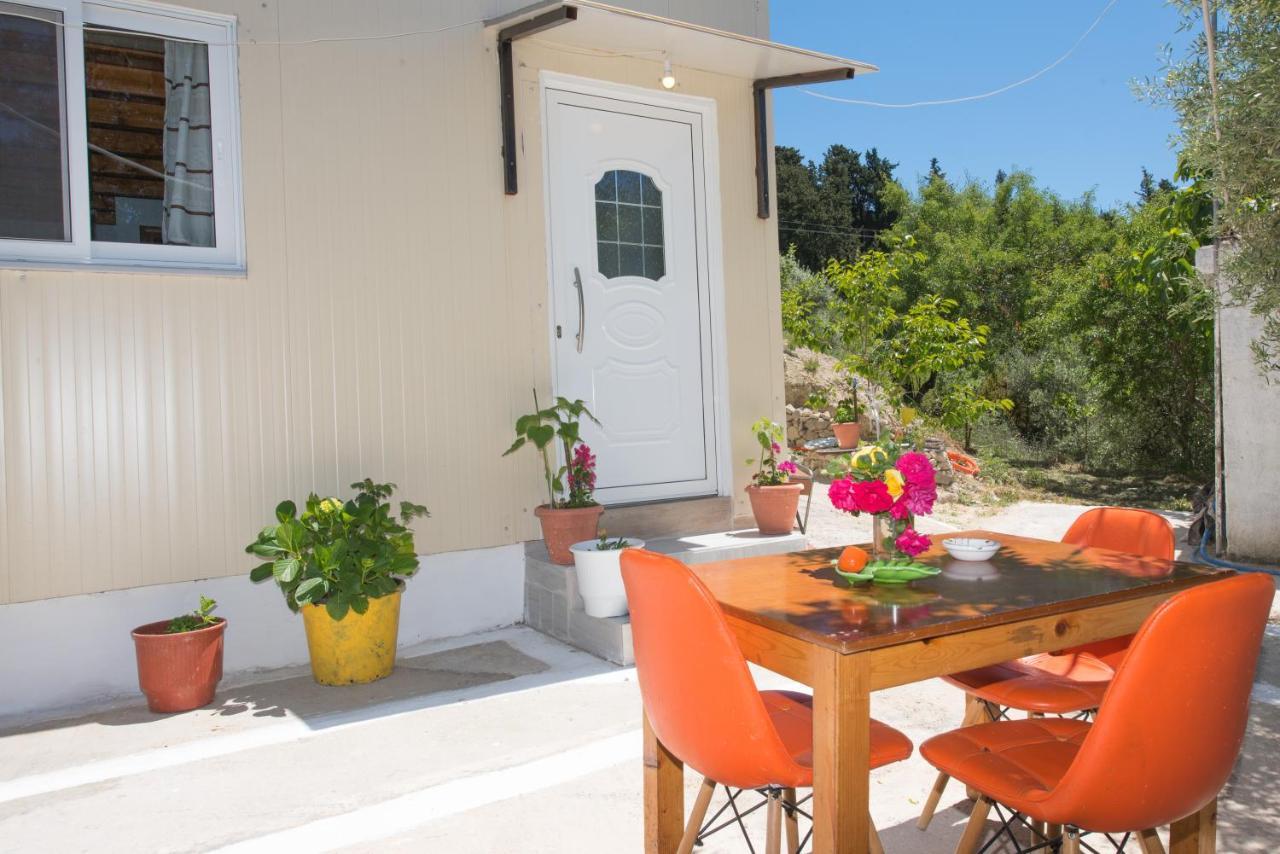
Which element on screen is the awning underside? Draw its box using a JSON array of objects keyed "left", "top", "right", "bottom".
[
  {"left": 486, "top": 0, "right": 877, "bottom": 81},
  {"left": 487, "top": 1, "right": 878, "bottom": 217}
]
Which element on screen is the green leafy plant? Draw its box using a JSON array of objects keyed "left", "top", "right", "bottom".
[
  {"left": 803, "top": 356, "right": 820, "bottom": 374},
  {"left": 165, "top": 596, "right": 219, "bottom": 634},
  {"left": 595, "top": 532, "right": 632, "bottom": 550},
  {"left": 939, "top": 377, "right": 1013, "bottom": 451},
  {"left": 247, "top": 479, "right": 429, "bottom": 620},
  {"left": 746, "top": 417, "right": 798, "bottom": 486},
  {"left": 803, "top": 391, "right": 830, "bottom": 410},
  {"left": 504, "top": 390, "right": 601, "bottom": 509}
]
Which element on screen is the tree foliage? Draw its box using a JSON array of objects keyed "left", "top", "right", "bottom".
[
  {"left": 777, "top": 148, "right": 1214, "bottom": 477},
  {"left": 1152, "top": 0, "right": 1280, "bottom": 371}
]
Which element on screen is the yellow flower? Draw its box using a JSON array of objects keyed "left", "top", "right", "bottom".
[
  {"left": 884, "top": 468, "right": 905, "bottom": 497},
  {"left": 851, "top": 445, "right": 887, "bottom": 468},
  {"left": 319, "top": 497, "right": 343, "bottom": 514}
]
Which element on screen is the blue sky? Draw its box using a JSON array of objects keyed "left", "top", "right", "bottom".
[{"left": 769, "top": 0, "right": 1194, "bottom": 209}]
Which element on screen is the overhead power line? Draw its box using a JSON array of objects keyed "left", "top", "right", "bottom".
[{"left": 801, "top": 0, "right": 1121, "bottom": 109}]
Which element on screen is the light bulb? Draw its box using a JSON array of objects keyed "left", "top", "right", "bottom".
[{"left": 660, "top": 59, "right": 676, "bottom": 89}]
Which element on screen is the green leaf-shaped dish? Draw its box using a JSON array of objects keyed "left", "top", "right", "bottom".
[{"left": 833, "top": 557, "right": 940, "bottom": 586}]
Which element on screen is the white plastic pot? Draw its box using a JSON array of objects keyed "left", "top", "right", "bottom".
[{"left": 570, "top": 539, "right": 646, "bottom": 618}]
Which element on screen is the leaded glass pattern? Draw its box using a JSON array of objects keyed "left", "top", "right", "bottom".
[{"left": 594, "top": 170, "right": 665, "bottom": 280}]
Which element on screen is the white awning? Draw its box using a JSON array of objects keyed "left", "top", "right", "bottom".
[{"left": 485, "top": 0, "right": 877, "bottom": 81}]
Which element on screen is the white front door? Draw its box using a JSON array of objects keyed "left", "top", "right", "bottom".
[{"left": 544, "top": 82, "right": 719, "bottom": 505}]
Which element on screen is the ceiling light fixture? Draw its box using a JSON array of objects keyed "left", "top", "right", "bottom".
[{"left": 660, "top": 58, "right": 676, "bottom": 89}]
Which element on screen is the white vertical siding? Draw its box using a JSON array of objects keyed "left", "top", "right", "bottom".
[{"left": 0, "top": 0, "right": 781, "bottom": 603}]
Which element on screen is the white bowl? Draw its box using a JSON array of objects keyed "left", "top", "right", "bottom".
[{"left": 942, "top": 537, "right": 1001, "bottom": 562}]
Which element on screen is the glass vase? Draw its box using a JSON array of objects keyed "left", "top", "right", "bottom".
[{"left": 870, "top": 513, "right": 886, "bottom": 558}]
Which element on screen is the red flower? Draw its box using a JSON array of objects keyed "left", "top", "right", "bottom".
[
  {"left": 828, "top": 477, "right": 858, "bottom": 513},
  {"left": 852, "top": 480, "right": 894, "bottom": 514}
]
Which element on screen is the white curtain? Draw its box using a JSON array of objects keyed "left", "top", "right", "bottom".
[{"left": 162, "top": 42, "right": 215, "bottom": 247}]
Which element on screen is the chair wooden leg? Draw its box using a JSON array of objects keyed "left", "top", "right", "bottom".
[
  {"left": 1138, "top": 827, "right": 1167, "bottom": 854},
  {"left": 1046, "top": 822, "right": 1062, "bottom": 844},
  {"left": 782, "top": 787, "right": 800, "bottom": 854},
  {"left": 676, "top": 777, "right": 716, "bottom": 854},
  {"left": 765, "top": 791, "right": 782, "bottom": 854},
  {"left": 868, "top": 812, "right": 886, "bottom": 854},
  {"left": 954, "top": 795, "right": 992, "bottom": 854},
  {"left": 918, "top": 771, "right": 950, "bottom": 829},
  {"left": 1063, "top": 827, "right": 1082, "bottom": 854}
]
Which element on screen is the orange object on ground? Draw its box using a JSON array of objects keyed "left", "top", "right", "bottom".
[
  {"left": 836, "top": 545, "right": 870, "bottom": 575},
  {"left": 132, "top": 618, "right": 226, "bottom": 713},
  {"left": 921, "top": 572, "right": 1271, "bottom": 842},
  {"left": 946, "top": 450, "right": 980, "bottom": 476},
  {"left": 621, "top": 548, "right": 912, "bottom": 852}
]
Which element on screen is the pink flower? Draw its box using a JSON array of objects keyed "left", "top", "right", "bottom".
[
  {"left": 852, "top": 480, "right": 894, "bottom": 514},
  {"left": 770, "top": 442, "right": 782, "bottom": 454},
  {"left": 889, "top": 497, "right": 911, "bottom": 520},
  {"left": 903, "top": 484, "right": 937, "bottom": 516},
  {"left": 895, "top": 528, "right": 931, "bottom": 557},
  {"left": 828, "top": 477, "right": 858, "bottom": 513},
  {"left": 896, "top": 452, "right": 936, "bottom": 490},
  {"left": 778, "top": 460, "right": 798, "bottom": 475}
]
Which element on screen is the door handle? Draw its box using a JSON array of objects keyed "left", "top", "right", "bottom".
[{"left": 573, "top": 266, "right": 585, "bottom": 353}]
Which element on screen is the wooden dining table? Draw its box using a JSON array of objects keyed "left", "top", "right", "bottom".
[{"left": 641, "top": 530, "right": 1231, "bottom": 854}]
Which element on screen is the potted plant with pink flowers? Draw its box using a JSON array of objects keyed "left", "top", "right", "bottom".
[
  {"left": 826, "top": 439, "right": 941, "bottom": 582},
  {"left": 504, "top": 392, "right": 604, "bottom": 564},
  {"left": 744, "top": 418, "right": 803, "bottom": 535}
]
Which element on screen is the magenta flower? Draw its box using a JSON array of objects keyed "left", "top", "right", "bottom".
[
  {"left": 778, "top": 459, "right": 798, "bottom": 475},
  {"left": 828, "top": 476, "right": 858, "bottom": 513},
  {"left": 852, "top": 480, "right": 894, "bottom": 515},
  {"left": 896, "top": 452, "right": 937, "bottom": 490},
  {"left": 903, "top": 484, "right": 937, "bottom": 516},
  {"left": 895, "top": 528, "right": 932, "bottom": 557},
  {"left": 889, "top": 497, "right": 911, "bottom": 520},
  {"left": 770, "top": 441, "right": 782, "bottom": 454}
]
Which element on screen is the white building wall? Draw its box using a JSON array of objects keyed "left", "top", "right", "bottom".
[{"left": 1199, "top": 245, "right": 1280, "bottom": 562}]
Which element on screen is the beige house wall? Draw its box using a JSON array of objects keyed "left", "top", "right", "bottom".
[{"left": 0, "top": 0, "right": 783, "bottom": 604}]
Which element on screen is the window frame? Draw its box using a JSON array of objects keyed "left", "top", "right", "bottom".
[{"left": 0, "top": 0, "right": 244, "bottom": 272}]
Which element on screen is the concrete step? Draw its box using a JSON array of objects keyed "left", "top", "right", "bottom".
[
  {"left": 523, "top": 529, "right": 808, "bottom": 665},
  {"left": 595, "top": 495, "right": 732, "bottom": 540}
]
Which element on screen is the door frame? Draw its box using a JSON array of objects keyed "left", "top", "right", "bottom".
[{"left": 538, "top": 70, "right": 731, "bottom": 505}]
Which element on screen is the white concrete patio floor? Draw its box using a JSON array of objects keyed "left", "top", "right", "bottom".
[{"left": 2, "top": 502, "right": 1277, "bottom": 853}]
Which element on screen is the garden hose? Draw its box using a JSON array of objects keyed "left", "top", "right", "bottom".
[{"left": 1194, "top": 496, "right": 1280, "bottom": 578}]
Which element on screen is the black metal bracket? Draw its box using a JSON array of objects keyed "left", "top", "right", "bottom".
[
  {"left": 752, "top": 68, "right": 855, "bottom": 219},
  {"left": 498, "top": 5, "right": 578, "bottom": 195}
]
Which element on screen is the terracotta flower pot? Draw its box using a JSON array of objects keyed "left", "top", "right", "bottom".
[
  {"left": 745, "top": 483, "right": 803, "bottom": 535},
  {"left": 131, "top": 618, "right": 226, "bottom": 713},
  {"left": 833, "top": 421, "right": 861, "bottom": 449},
  {"left": 535, "top": 503, "right": 605, "bottom": 565}
]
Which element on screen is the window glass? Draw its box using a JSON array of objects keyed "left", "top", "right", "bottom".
[
  {"left": 594, "top": 170, "right": 664, "bottom": 280},
  {"left": 84, "top": 27, "right": 215, "bottom": 246},
  {"left": 0, "top": 2, "right": 69, "bottom": 241}
]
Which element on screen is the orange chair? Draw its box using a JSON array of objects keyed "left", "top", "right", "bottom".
[
  {"left": 918, "top": 508, "right": 1175, "bottom": 831},
  {"left": 921, "top": 572, "right": 1271, "bottom": 853},
  {"left": 622, "top": 549, "right": 913, "bottom": 853}
]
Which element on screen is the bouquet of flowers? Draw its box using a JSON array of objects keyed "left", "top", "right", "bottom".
[{"left": 827, "top": 440, "right": 938, "bottom": 560}]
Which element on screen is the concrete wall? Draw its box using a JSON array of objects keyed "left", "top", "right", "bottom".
[
  {"left": 1198, "top": 245, "right": 1280, "bottom": 562},
  {"left": 0, "top": 542, "right": 524, "bottom": 722},
  {"left": 0, "top": 0, "right": 783, "bottom": 605}
]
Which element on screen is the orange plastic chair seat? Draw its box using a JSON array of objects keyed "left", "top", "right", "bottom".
[
  {"left": 761, "top": 690, "right": 913, "bottom": 786},
  {"left": 921, "top": 718, "right": 1090, "bottom": 818},
  {"left": 943, "top": 652, "right": 1113, "bottom": 715}
]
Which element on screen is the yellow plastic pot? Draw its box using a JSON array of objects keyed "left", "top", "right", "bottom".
[
  {"left": 300, "top": 587, "right": 402, "bottom": 685},
  {"left": 899, "top": 406, "right": 918, "bottom": 426}
]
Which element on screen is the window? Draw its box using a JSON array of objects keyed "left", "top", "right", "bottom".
[
  {"left": 0, "top": 1, "right": 242, "bottom": 269},
  {"left": 595, "top": 169, "right": 665, "bottom": 281}
]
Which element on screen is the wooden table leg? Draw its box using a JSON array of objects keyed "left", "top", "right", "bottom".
[
  {"left": 811, "top": 648, "right": 871, "bottom": 854},
  {"left": 1169, "top": 799, "right": 1216, "bottom": 854},
  {"left": 644, "top": 711, "right": 684, "bottom": 854}
]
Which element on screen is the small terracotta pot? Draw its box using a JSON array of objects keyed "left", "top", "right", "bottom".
[
  {"left": 535, "top": 503, "right": 605, "bottom": 565},
  {"left": 833, "top": 420, "right": 861, "bottom": 449},
  {"left": 132, "top": 618, "right": 226, "bottom": 713},
  {"left": 745, "top": 483, "right": 803, "bottom": 535}
]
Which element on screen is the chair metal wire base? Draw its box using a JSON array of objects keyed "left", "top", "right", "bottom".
[
  {"left": 694, "top": 786, "right": 814, "bottom": 854},
  {"left": 974, "top": 802, "right": 1134, "bottom": 854}
]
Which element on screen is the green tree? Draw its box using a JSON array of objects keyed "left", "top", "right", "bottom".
[{"left": 1154, "top": 0, "right": 1280, "bottom": 371}]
